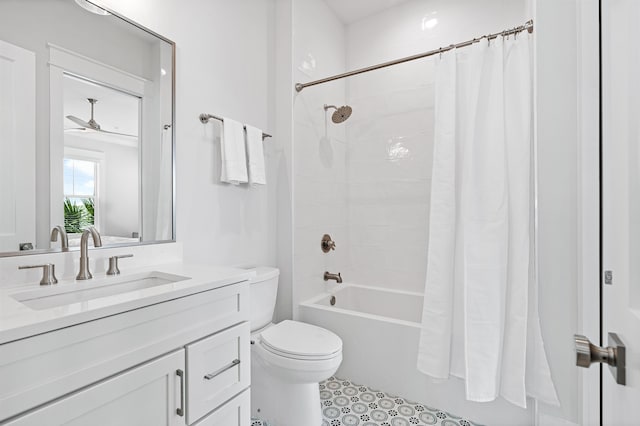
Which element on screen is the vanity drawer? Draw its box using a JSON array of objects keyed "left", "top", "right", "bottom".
[
  {"left": 186, "top": 322, "right": 250, "bottom": 424},
  {"left": 192, "top": 389, "right": 250, "bottom": 426}
]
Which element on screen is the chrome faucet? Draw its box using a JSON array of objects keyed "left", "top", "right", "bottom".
[
  {"left": 50, "top": 225, "right": 69, "bottom": 251},
  {"left": 324, "top": 271, "right": 343, "bottom": 283},
  {"left": 76, "top": 227, "right": 103, "bottom": 280}
]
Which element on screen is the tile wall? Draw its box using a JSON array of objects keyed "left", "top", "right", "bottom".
[{"left": 292, "top": 0, "right": 348, "bottom": 314}]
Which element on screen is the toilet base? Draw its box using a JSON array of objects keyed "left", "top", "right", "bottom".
[{"left": 251, "top": 358, "right": 323, "bottom": 426}]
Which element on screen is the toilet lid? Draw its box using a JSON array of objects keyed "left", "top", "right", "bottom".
[{"left": 260, "top": 320, "right": 342, "bottom": 359}]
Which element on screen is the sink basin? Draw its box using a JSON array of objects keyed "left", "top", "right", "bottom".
[{"left": 12, "top": 271, "right": 190, "bottom": 311}]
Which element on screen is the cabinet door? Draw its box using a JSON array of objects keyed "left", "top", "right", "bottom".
[
  {"left": 7, "top": 350, "right": 186, "bottom": 426},
  {"left": 186, "top": 322, "right": 250, "bottom": 424}
]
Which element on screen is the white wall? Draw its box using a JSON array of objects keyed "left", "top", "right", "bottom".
[
  {"left": 98, "top": 0, "right": 278, "bottom": 269},
  {"left": 291, "top": 0, "right": 349, "bottom": 316},
  {"left": 535, "top": 0, "right": 582, "bottom": 424}
]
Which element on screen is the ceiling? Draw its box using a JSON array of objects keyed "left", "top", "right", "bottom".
[{"left": 323, "top": 0, "right": 412, "bottom": 24}]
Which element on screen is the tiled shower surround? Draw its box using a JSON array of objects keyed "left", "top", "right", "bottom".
[
  {"left": 252, "top": 377, "right": 481, "bottom": 426},
  {"left": 343, "top": 63, "right": 435, "bottom": 293}
]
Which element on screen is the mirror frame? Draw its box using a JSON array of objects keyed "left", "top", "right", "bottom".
[{"left": 0, "top": 1, "right": 176, "bottom": 258}]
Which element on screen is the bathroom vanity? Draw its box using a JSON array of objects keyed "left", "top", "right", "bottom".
[{"left": 0, "top": 264, "right": 253, "bottom": 425}]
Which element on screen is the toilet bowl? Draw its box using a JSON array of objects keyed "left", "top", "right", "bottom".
[{"left": 244, "top": 267, "right": 342, "bottom": 426}]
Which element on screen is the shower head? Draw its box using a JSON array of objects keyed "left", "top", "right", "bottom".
[{"left": 324, "top": 104, "right": 352, "bottom": 124}]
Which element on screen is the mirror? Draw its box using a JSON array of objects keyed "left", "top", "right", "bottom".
[{"left": 0, "top": 0, "right": 175, "bottom": 255}]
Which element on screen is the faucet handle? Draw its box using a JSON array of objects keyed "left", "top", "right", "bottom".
[
  {"left": 107, "top": 254, "right": 134, "bottom": 276},
  {"left": 19, "top": 263, "right": 58, "bottom": 286},
  {"left": 321, "top": 234, "right": 336, "bottom": 253}
]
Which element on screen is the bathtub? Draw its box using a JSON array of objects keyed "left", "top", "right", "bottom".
[
  {"left": 300, "top": 284, "right": 423, "bottom": 399},
  {"left": 299, "top": 283, "right": 532, "bottom": 425}
]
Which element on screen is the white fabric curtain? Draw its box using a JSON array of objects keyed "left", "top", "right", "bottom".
[{"left": 417, "top": 33, "right": 559, "bottom": 408}]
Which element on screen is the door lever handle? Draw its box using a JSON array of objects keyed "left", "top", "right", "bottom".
[{"left": 574, "top": 333, "right": 626, "bottom": 385}]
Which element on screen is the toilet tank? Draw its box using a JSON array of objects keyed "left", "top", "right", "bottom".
[{"left": 245, "top": 266, "right": 280, "bottom": 332}]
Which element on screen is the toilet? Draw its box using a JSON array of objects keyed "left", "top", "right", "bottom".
[{"left": 247, "top": 267, "right": 342, "bottom": 426}]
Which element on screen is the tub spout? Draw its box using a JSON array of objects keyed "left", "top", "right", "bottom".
[{"left": 324, "top": 271, "right": 342, "bottom": 283}]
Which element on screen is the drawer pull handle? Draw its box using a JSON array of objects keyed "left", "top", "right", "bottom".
[
  {"left": 176, "top": 369, "right": 185, "bottom": 417},
  {"left": 204, "top": 359, "right": 240, "bottom": 380}
]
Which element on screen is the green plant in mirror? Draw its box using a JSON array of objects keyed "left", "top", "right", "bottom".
[
  {"left": 63, "top": 198, "right": 94, "bottom": 233},
  {"left": 82, "top": 198, "right": 94, "bottom": 222}
]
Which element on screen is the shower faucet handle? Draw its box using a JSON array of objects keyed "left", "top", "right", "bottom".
[{"left": 321, "top": 234, "right": 336, "bottom": 253}]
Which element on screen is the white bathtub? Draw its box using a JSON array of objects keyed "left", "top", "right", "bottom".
[{"left": 299, "top": 283, "right": 532, "bottom": 426}]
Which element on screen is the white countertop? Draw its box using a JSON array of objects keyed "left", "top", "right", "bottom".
[{"left": 0, "top": 263, "right": 254, "bottom": 345}]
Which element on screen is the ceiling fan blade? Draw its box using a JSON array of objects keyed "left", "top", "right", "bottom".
[
  {"left": 66, "top": 99, "right": 136, "bottom": 138},
  {"left": 66, "top": 115, "right": 91, "bottom": 128},
  {"left": 64, "top": 124, "right": 137, "bottom": 138},
  {"left": 98, "top": 128, "right": 137, "bottom": 138}
]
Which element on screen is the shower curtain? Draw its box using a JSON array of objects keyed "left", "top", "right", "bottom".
[{"left": 417, "top": 33, "right": 559, "bottom": 408}]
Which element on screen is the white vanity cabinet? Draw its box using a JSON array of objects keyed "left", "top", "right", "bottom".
[{"left": 0, "top": 278, "right": 251, "bottom": 426}]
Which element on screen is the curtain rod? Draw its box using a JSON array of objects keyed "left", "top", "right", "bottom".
[
  {"left": 295, "top": 19, "right": 533, "bottom": 93},
  {"left": 199, "top": 113, "right": 272, "bottom": 139}
]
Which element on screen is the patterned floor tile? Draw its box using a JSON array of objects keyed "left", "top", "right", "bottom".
[{"left": 252, "top": 376, "right": 482, "bottom": 426}]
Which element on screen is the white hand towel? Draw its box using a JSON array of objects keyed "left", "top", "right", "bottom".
[
  {"left": 245, "top": 124, "right": 266, "bottom": 185},
  {"left": 220, "top": 117, "right": 248, "bottom": 184}
]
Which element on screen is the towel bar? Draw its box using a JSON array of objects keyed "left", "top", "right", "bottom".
[{"left": 199, "top": 113, "right": 272, "bottom": 139}]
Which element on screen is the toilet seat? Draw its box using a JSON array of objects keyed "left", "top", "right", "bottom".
[{"left": 259, "top": 320, "right": 342, "bottom": 361}]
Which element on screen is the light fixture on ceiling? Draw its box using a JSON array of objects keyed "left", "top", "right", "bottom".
[
  {"left": 421, "top": 12, "right": 438, "bottom": 31},
  {"left": 74, "top": 0, "right": 111, "bottom": 16},
  {"left": 422, "top": 18, "right": 438, "bottom": 30}
]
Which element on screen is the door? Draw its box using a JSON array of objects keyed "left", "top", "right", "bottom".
[
  {"left": 0, "top": 40, "right": 35, "bottom": 252},
  {"left": 601, "top": 0, "right": 640, "bottom": 424},
  {"left": 6, "top": 349, "right": 186, "bottom": 426}
]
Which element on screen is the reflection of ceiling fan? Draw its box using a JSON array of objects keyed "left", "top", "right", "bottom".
[{"left": 66, "top": 98, "right": 136, "bottom": 138}]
